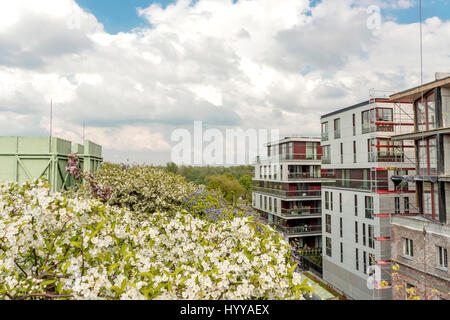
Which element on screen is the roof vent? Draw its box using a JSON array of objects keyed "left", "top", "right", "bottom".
[{"left": 435, "top": 72, "right": 450, "bottom": 80}]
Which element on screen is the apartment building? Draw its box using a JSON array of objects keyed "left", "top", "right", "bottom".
[
  {"left": 320, "top": 99, "right": 416, "bottom": 300},
  {"left": 389, "top": 73, "right": 450, "bottom": 300},
  {"left": 252, "top": 137, "right": 323, "bottom": 249}
]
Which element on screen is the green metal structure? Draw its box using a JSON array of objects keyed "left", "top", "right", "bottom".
[{"left": 0, "top": 136, "right": 103, "bottom": 192}]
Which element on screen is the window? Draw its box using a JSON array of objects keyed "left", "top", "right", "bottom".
[
  {"left": 339, "top": 217, "right": 343, "bottom": 238},
  {"left": 404, "top": 197, "right": 410, "bottom": 214},
  {"left": 353, "top": 141, "right": 357, "bottom": 163},
  {"left": 365, "top": 196, "right": 373, "bottom": 219},
  {"left": 330, "top": 192, "right": 334, "bottom": 211},
  {"left": 423, "top": 182, "right": 440, "bottom": 221},
  {"left": 326, "top": 237, "right": 332, "bottom": 257},
  {"left": 264, "top": 196, "right": 267, "bottom": 210},
  {"left": 355, "top": 221, "right": 358, "bottom": 243},
  {"left": 340, "top": 143, "right": 343, "bottom": 164},
  {"left": 352, "top": 114, "right": 356, "bottom": 136},
  {"left": 325, "top": 191, "right": 329, "bottom": 210},
  {"left": 354, "top": 195, "right": 358, "bottom": 216},
  {"left": 436, "top": 246, "right": 448, "bottom": 269},
  {"left": 363, "top": 251, "right": 367, "bottom": 274},
  {"left": 259, "top": 195, "right": 262, "bottom": 209},
  {"left": 334, "top": 118, "right": 341, "bottom": 139},
  {"left": 406, "top": 283, "right": 416, "bottom": 299},
  {"left": 340, "top": 242, "right": 344, "bottom": 263},
  {"left": 339, "top": 193, "right": 342, "bottom": 213},
  {"left": 368, "top": 225, "right": 375, "bottom": 249},
  {"left": 325, "top": 214, "right": 332, "bottom": 233},
  {"left": 322, "top": 145, "right": 331, "bottom": 164},
  {"left": 274, "top": 198, "right": 277, "bottom": 213},
  {"left": 322, "top": 122, "right": 329, "bottom": 141},
  {"left": 376, "top": 108, "right": 394, "bottom": 132},
  {"left": 355, "top": 248, "right": 359, "bottom": 270},
  {"left": 269, "top": 197, "right": 272, "bottom": 211},
  {"left": 418, "top": 137, "right": 438, "bottom": 176},
  {"left": 363, "top": 223, "right": 366, "bottom": 246},
  {"left": 368, "top": 253, "right": 375, "bottom": 266},
  {"left": 403, "top": 238, "right": 414, "bottom": 258},
  {"left": 415, "top": 91, "right": 436, "bottom": 131},
  {"left": 395, "top": 197, "right": 400, "bottom": 214},
  {"left": 362, "top": 109, "right": 375, "bottom": 133}
]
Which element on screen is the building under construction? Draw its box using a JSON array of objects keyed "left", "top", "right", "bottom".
[
  {"left": 389, "top": 73, "right": 450, "bottom": 300},
  {"left": 0, "top": 136, "right": 103, "bottom": 192},
  {"left": 320, "top": 96, "right": 417, "bottom": 300}
]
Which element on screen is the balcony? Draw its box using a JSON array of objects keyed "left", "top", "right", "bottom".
[
  {"left": 321, "top": 132, "right": 329, "bottom": 142},
  {"left": 287, "top": 172, "right": 322, "bottom": 181},
  {"left": 280, "top": 208, "right": 322, "bottom": 218},
  {"left": 253, "top": 186, "right": 321, "bottom": 198},
  {"left": 269, "top": 224, "right": 322, "bottom": 236}
]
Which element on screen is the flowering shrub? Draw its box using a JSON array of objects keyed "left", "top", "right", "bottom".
[
  {"left": 65, "top": 153, "right": 111, "bottom": 202},
  {"left": 90, "top": 163, "right": 199, "bottom": 216},
  {"left": 0, "top": 180, "right": 312, "bottom": 300}
]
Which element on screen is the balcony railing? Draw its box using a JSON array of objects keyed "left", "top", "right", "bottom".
[
  {"left": 287, "top": 172, "right": 322, "bottom": 180},
  {"left": 280, "top": 208, "right": 322, "bottom": 217},
  {"left": 322, "top": 179, "right": 388, "bottom": 191},
  {"left": 334, "top": 129, "right": 341, "bottom": 139},
  {"left": 269, "top": 224, "right": 322, "bottom": 235},
  {"left": 256, "top": 153, "right": 321, "bottom": 163},
  {"left": 253, "top": 186, "right": 321, "bottom": 198},
  {"left": 321, "top": 133, "right": 329, "bottom": 141},
  {"left": 368, "top": 152, "right": 405, "bottom": 163},
  {"left": 322, "top": 156, "right": 331, "bottom": 164}
]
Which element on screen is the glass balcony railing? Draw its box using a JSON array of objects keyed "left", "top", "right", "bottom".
[
  {"left": 280, "top": 208, "right": 322, "bottom": 217},
  {"left": 321, "top": 133, "right": 329, "bottom": 141},
  {"left": 321, "top": 179, "right": 389, "bottom": 191},
  {"left": 287, "top": 172, "right": 322, "bottom": 180},
  {"left": 322, "top": 156, "right": 331, "bottom": 164},
  {"left": 253, "top": 186, "right": 321, "bottom": 198},
  {"left": 334, "top": 129, "right": 341, "bottom": 139},
  {"left": 269, "top": 224, "right": 322, "bottom": 235}
]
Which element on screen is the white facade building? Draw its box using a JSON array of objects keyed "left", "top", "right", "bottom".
[{"left": 320, "top": 99, "right": 416, "bottom": 300}]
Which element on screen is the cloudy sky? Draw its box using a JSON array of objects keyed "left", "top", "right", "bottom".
[{"left": 0, "top": 0, "right": 449, "bottom": 165}]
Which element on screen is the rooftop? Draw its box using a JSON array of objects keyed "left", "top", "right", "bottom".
[
  {"left": 320, "top": 98, "right": 404, "bottom": 119},
  {"left": 390, "top": 76, "right": 450, "bottom": 102}
]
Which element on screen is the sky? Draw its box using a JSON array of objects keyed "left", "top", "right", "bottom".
[{"left": 0, "top": 0, "right": 449, "bottom": 165}]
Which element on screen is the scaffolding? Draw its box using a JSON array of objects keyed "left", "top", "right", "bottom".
[{"left": 366, "top": 90, "right": 420, "bottom": 297}]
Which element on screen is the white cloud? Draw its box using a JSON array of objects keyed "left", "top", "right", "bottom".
[{"left": 0, "top": 0, "right": 449, "bottom": 164}]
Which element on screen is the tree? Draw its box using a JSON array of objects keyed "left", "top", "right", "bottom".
[
  {"left": 166, "top": 162, "right": 178, "bottom": 174},
  {"left": 205, "top": 175, "right": 246, "bottom": 205}
]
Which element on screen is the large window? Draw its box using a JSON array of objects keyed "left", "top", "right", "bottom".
[
  {"left": 326, "top": 237, "right": 332, "bottom": 257},
  {"left": 423, "top": 182, "right": 440, "bottom": 221},
  {"left": 334, "top": 118, "right": 341, "bottom": 139},
  {"left": 362, "top": 109, "right": 375, "bottom": 134},
  {"left": 322, "top": 122, "right": 329, "bottom": 141},
  {"left": 325, "top": 191, "right": 329, "bottom": 210},
  {"left": 376, "top": 108, "right": 394, "bottom": 132},
  {"left": 306, "top": 142, "right": 317, "bottom": 160},
  {"left": 325, "top": 214, "right": 332, "bottom": 233},
  {"left": 416, "top": 91, "right": 436, "bottom": 131},
  {"left": 322, "top": 145, "right": 331, "bottom": 164},
  {"left": 368, "top": 225, "right": 375, "bottom": 249},
  {"left": 418, "top": 137, "right": 437, "bottom": 176},
  {"left": 365, "top": 196, "right": 373, "bottom": 219}
]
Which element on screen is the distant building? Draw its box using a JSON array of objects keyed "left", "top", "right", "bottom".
[
  {"left": 320, "top": 98, "right": 415, "bottom": 300},
  {"left": 0, "top": 136, "right": 102, "bottom": 192},
  {"left": 252, "top": 137, "right": 323, "bottom": 249},
  {"left": 389, "top": 74, "right": 450, "bottom": 300}
]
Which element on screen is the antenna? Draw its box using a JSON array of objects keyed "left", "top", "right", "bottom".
[{"left": 49, "top": 99, "right": 53, "bottom": 152}]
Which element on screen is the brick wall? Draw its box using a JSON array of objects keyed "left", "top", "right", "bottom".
[{"left": 391, "top": 223, "right": 450, "bottom": 300}]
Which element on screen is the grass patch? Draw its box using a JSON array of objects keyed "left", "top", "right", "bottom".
[{"left": 303, "top": 272, "right": 347, "bottom": 300}]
